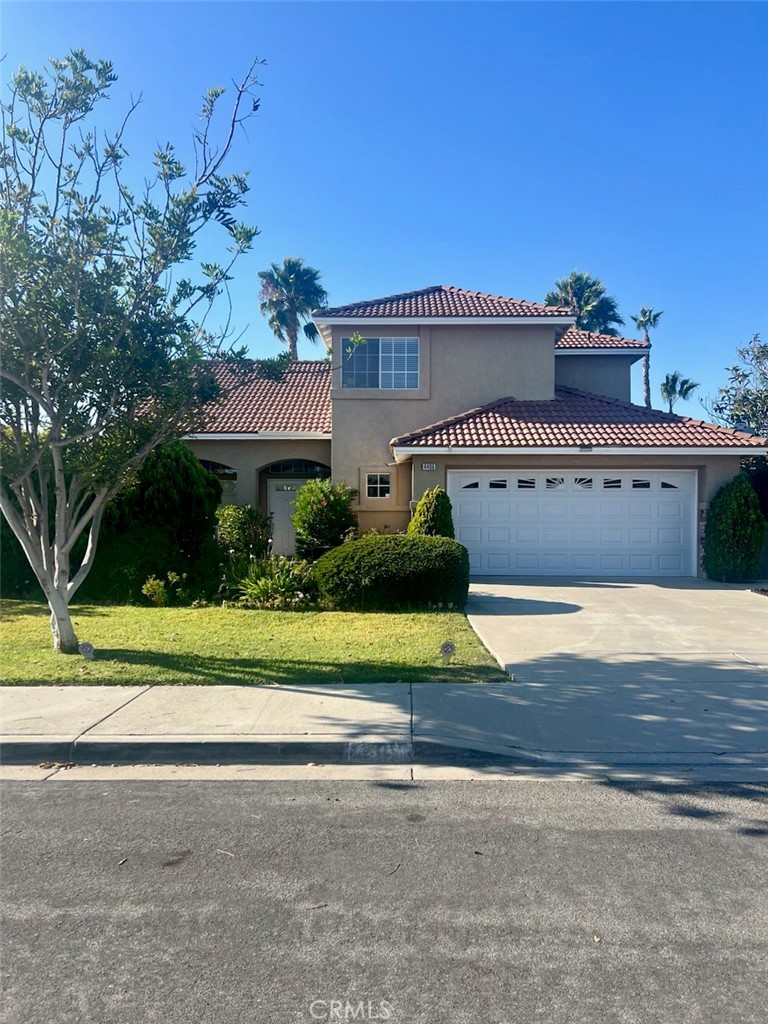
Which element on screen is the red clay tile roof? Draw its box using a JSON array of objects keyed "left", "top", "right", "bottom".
[
  {"left": 390, "top": 388, "right": 767, "bottom": 450},
  {"left": 556, "top": 327, "right": 648, "bottom": 350},
  {"left": 195, "top": 360, "right": 331, "bottom": 434},
  {"left": 315, "top": 285, "right": 572, "bottom": 319}
]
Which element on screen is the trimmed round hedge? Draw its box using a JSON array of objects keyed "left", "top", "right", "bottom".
[{"left": 313, "top": 534, "right": 470, "bottom": 611}]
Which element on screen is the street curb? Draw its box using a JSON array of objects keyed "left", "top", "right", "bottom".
[
  {"left": 3, "top": 735, "right": 768, "bottom": 771},
  {"left": 1, "top": 740, "right": 74, "bottom": 765},
  {"left": 0, "top": 737, "right": 416, "bottom": 767}
]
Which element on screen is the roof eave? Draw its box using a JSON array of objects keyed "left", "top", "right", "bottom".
[
  {"left": 555, "top": 347, "right": 647, "bottom": 359},
  {"left": 186, "top": 431, "right": 331, "bottom": 441},
  {"left": 391, "top": 444, "right": 767, "bottom": 462}
]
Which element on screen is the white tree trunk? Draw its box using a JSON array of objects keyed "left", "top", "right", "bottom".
[
  {"left": 0, "top": 487, "right": 94, "bottom": 655},
  {"left": 48, "top": 588, "right": 79, "bottom": 654}
]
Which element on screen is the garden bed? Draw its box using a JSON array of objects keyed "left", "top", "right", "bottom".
[{"left": 0, "top": 601, "right": 506, "bottom": 686}]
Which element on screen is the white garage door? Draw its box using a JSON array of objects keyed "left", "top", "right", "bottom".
[{"left": 448, "top": 470, "right": 696, "bottom": 577}]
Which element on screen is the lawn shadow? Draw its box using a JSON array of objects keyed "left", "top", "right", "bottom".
[
  {"left": 1, "top": 600, "right": 112, "bottom": 622},
  {"left": 89, "top": 648, "right": 503, "bottom": 686}
]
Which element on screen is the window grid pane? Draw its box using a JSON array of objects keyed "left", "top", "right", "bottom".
[
  {"left": 341, "top": 338, "right": 380, "bottom": 388},
  {"left": 380, "top": 338, "right": 419, "bottom": 390},
  {"left": 366, "top": 473, "right": 391, "bottom": 498},
  {"left": 342, "top": 338, "right": 419, "bottom": 389}
]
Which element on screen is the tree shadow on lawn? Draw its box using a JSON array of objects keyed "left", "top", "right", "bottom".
[
  {"left": 90, "top": 648, "right": 502, "bottom": 686},
  {"left": 1, "top": 600, "right": 112, "bottom": 622}
]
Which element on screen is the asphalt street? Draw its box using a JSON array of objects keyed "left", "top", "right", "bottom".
[{"left": 2, "top": 778, "right": 767, "bottom": 1024}]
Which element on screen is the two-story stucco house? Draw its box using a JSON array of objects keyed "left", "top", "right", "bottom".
[{"left": 186, "top": 285, "right": 767, "bottom": 576}]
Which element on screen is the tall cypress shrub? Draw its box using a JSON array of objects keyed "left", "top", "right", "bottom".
[
  {"left": 703, "top": 472, "right": 766, "bottom": 581},
  {"left": 407, "top": 486, "right": 455, "bottom": 539}
]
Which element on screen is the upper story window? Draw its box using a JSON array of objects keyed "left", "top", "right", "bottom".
[{"left": 341, "top": 337, "right": 419, "bottom": 390}]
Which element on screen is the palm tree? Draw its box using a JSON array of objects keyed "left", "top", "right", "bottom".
[
  {"left": 660, "top": 371, "right": 700, "bottom": 414},
  {"left": 630, "top": 307, "right": 664, "bottom": 409},
  {"left": 258, "top": 257, "right": 328, "bottom": 360},
  {"left": 544, "top": 271, "right": 624, "bottom": 336}
]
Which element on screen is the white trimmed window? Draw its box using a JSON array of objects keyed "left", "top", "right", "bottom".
[
  {"left": 366, "top": 473, "right": 391, "bottom": 498},
  {"left": 342, "top": 338, "right": 419, "bottom": 390}
]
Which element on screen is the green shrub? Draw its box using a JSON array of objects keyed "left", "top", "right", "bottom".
[
  {"left": 141, "top": 575, "right": 169, "bottom": 607},
  {"left": 313, "top": 534, "right": 469, "bottom": 610},
  {"left": 292, "top": 478, "right": 358, "bottom": 560},
  {"left": 78, "top": 443, "right": 222, "bottom": 603},
  {"left": 108, "top": 442, "right": 222, "bottom": 557},
  {"left": 703, "top": 471, "right": 766, "bottom": 581},
  {"left": 216, "top": 504, "right": 272, "bottom": 559},
  {"left": 407, "top": 486, "right": 455, "bottom": 539},
  {"left": 215, "top": 505, "right": 273, "bottom": 601},
  {"left": 141, "top": 571, "right": 189, "bottom": 607},
  {"left": 236, "top": 556, "right": 316, "bottom": 610}
]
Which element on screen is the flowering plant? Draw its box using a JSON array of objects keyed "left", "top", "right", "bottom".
[{"left": 292, "top": 479, "right": 358, "bottom": 560}]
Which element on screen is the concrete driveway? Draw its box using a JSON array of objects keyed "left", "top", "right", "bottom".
[{"left": 465, "top": 578, "right": 768, "bottom": 763}]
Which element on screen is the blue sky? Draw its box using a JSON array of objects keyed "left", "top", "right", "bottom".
[{"left": 3, "top": 1, "right": 767, "bottom": 415}]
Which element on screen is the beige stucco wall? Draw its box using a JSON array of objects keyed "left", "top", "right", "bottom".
[
  {"left": 356, "top": 453, "right": 743, "bottom": 542},
  {"left": 185, "top": 438, "right": 332, "bottom": 508},
  {"left": 330, "top": 322, "right": 557, "bottom": 514},
  {"left": 555, "top": 354, "right": 637, "bottom": 402}
]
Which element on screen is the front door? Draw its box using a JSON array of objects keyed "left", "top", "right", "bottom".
[{"left": 268, "top": 479, "right": 307, "bottom": 556}]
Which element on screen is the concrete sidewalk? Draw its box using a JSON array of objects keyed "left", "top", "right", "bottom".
[{"left": 2, "top": 681, "right": 768, "bottom": 773}]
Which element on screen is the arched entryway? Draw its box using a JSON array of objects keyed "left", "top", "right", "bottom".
[{"left": 259, "top": 460, "right": 331, "bottom": 555}]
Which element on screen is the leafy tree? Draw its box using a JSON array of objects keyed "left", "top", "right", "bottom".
[
  {"left": 0, "top": 50, "right": 262, "bottom": 651},
  {"left": 630, "top": 307, "right": 664, "bottom": 409},
  {"left": 704, "top": 335, "right": 768, "bottom": 523},
  {"left": 706, "top": 334, "right": 768, "bottom": 436},
  {"left": 544, "top": 271, "right": 624, "bottom": 336},
  {"left": 703, "top": 472, "right": 765, "bottom": 581},
  {"left": 258, "top": 257, "right": 328, "bottom": 360},
  {"left": 407, "top": 486, "right": 455, "bottom": 538},
  {"left": 291, "top": 478, "right": 357, "bottom": 560},
  {"left": 660, "top": 371, "right": 699, "bottom": 414}
]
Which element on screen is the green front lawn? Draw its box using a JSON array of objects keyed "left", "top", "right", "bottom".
[{"left": 0, "top": 600, "right": 506, "bottom": 686}]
